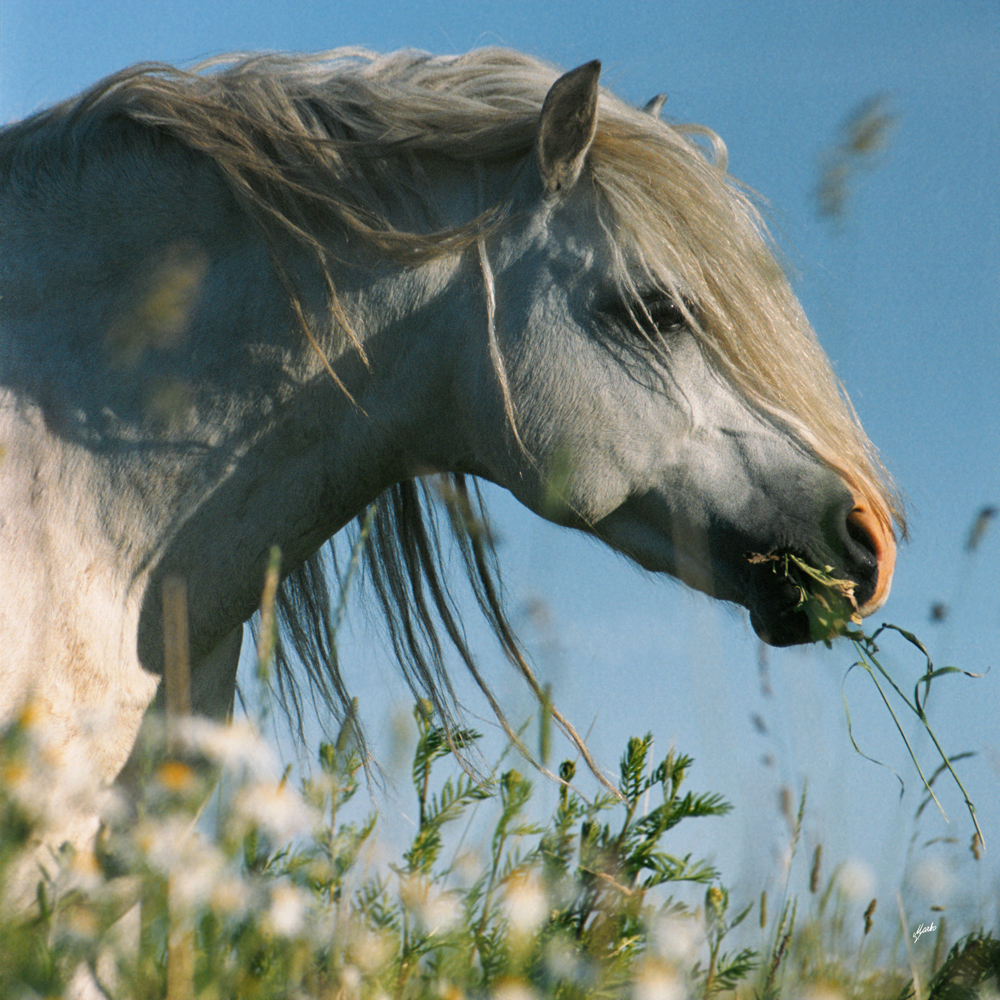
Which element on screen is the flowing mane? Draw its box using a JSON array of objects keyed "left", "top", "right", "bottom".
[
  {"left": 2, "top": 47, "right": 904, "bottom": 761},
  {"left": 5, "top": 49, "right": 903, "bottom": 511}
]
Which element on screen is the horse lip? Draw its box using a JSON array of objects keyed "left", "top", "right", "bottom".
[
  {"left": 746, "top": 560, "right": 812, "bottom": 646},
  {"left": 749, "top": 604, "right": 812, "bottom": 646}
]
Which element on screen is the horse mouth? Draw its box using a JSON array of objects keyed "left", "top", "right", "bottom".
[
  {"left": 746, "top": 551, "right": 870, "bottom": 647},
  {"left": 749, "top": 599, "right": 812, "bottom": 647},
  {"left": 747, "top": 560, "right": 813, "bottom": 646}
]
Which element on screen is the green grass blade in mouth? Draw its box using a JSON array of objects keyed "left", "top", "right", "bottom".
[{"left": 748, "top": 552, "right": 861, "bottom": 644}]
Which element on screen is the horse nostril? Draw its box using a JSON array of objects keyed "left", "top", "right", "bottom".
[
  {"left": 839, "top": 507, "right": 878, "bottom": 609},
  {"left": 843, "top": 501, "right": 896, "bottom": 615},
  {"left": 846, "top": 507, "right": 879, "bottom": 567}
]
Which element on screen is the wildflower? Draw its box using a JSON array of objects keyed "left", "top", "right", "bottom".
[
  {"left": 491, "top": 978, "right": 536, "bottom": 1000},
  {"left": 633, "top": 959, "right": 687, "bottom": 1000},
  {"left": 266, "top": 881, "right": 309, "bottom": 937},
  {"left": 232, "top": 780, "right": 320, "bottom": 842},
  {"left": 169, "top": 851, "right": 229, "bottom": 912},
  {"left": 208, "top": 874, "right": 253, "bottom": 918},
  {"left": 912, "top": 857, "right": 954, "bottom": 902},
  {"left": 340, "top": 965, "right": 362, "bottom": 994},
  {"left": 137, "top": 815, "right": 194, "bottom": 871},
  {"left": 503, "top": 871, "right": 548, "bottom": 936},
  {"left": 836, "top": 859, "right": 874, "bottom": 902},
  {"left": 347, "top": 927, "right": 395, "bottom": 973},
  {"left": 157, "top": 760, "right": 198, "bottom": 793},
  {"left": 651, "top": 914, "right": 700, "bottom": 965},
  {"left": 176, "top": 716, "right": 275, "bottom": 777},
  {"left": 138, "top": 817, "right": 231, "bottom": 912},
  {"left": 398, "top": 874, "right": 461, "bottom": 934},
  {"left": 705, "top": 885, "right": 726, "bottom": 926}
]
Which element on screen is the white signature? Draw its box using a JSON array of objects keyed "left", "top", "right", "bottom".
[{"left": 912, "top": 922, "right": 937, "bottom": 944}]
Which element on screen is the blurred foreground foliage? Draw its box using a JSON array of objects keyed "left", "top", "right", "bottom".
[{"left": 1, "top": 702, "right": 996, "bottom": 999}]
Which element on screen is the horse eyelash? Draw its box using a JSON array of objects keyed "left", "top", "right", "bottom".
[
  {"left": 639, "top": 293, "right": 693, "bottom": 333},
  {"left": 600, "top": 290, "right": 696, "bottom": 342}
]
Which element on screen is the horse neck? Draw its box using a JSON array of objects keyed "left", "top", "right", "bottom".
[{"left": 3, "top": 118, "right": 508, "bottom": 621}]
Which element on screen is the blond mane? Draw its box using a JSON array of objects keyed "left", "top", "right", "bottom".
[{"left": 7, "top": 46, "right": 903, "bottom": 537}]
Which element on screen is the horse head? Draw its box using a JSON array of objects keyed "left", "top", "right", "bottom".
[{"left": 456, "top": 61, "right": 899, "bottom": 646}]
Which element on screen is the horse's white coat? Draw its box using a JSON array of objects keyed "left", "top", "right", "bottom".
[{"left": 0, "top": 51, "right": 901, "bottom": 915}]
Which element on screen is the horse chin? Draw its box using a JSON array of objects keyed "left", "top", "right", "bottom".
[
  {"left": 746, "top": 562, "right": 813, "bottom": 646},
  {"left": 748, "top": 603, "right": 812, "bottom": 647}
]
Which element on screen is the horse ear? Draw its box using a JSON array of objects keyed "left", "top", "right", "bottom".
[
  {"left": 643, "top": 94, "right": 667, "bottom": 118},
  {"left": 537, "top": 60, "right": 601, "bottom": 194}
]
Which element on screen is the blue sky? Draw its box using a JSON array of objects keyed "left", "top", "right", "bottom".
[{"left": 4, "top": 0, "right": 998, "bottom": 940}]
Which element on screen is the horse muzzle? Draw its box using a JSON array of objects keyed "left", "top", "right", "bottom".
[{"left": 748, "top": 495, "right": 897, "bottom": 647}]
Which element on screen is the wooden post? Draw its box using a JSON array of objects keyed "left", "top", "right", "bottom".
[
  {"left": 161, "top": 575, "right": 194, "bottom": 1000},
  {"left": 162, "top": 575, "right": 191, "bottom": 751}
]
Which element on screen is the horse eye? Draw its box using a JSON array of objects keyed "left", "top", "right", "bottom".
[
  {"left": 602, "top": 292, "right": 693, "bottom": 342},
  {"left": 638, "top": 295, "right": 690, "bottom": 333}
]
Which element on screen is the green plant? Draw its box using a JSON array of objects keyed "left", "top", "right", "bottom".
[{"left": 1, "top": 703, "right": 760, "bottom": 999}]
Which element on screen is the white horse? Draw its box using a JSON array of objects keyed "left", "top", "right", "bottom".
[{"left": 0, "top": 48, "right": 903, "bottom": 904}]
